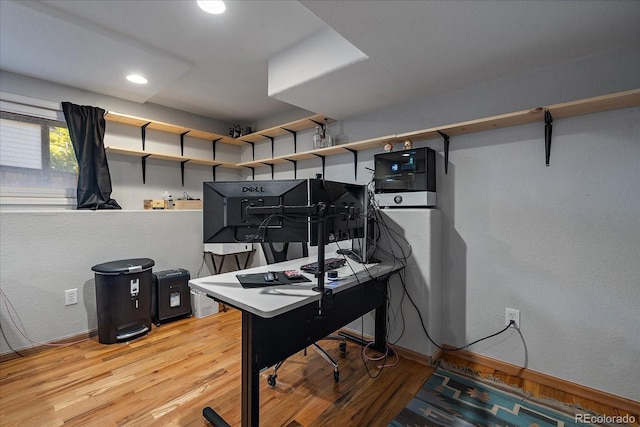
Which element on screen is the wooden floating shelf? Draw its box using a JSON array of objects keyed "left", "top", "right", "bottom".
[
  {"left": 103, "top": 89, "right": 639, "bottom": 181},
  {"left": 105, "top": 147, "right": 240, "bottom": 169},
  {"left": 337, "top": 135, "right": 400, "bottom": 152},
  {"left": 104, "top": 112, "right": 335, "bottom": 147},
  {"left": 236, "top": 145, "right": 355, "bottom": 168},
  {"left": 243, "top": 88, "right": 640, "bottom": 169},
  {"left": 396, "top": 88, "right": 640, "bottom": 144},
  {"left": 104, "top": 112, "right": 242, "bottom": 146},
  {"left": 181, "top": 129, "right": 241, "bottom": 146},
  {"left": 238, "top": 114, "right": 334, "bottom": 144}
]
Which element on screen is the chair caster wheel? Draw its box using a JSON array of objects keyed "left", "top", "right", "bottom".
[
  {"left": 333, "top": 371, "right": 339, "bottom": 383},
  {"left": 267, "top": 374, "right": 277, "bottom": 388},
  {"left": 339, "top": 342, "right": 346, "bottom": 354}
]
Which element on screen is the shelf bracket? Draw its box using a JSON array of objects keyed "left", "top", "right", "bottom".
[
  {"left": 282, "top": 127, "right": 297, "bottom": 152},
  {"left": 180, "top": 160, "right": 189, "bottom": 187},
  {"left": 261, "top": 135, "right": 275, "bottom": 159},
  {"left": 212, "top": 164, "right": 219, "bottom": 182},
  {"left": 262, "top": 163, "right": 274, "bottom": 179},
  {"left": 313, "top": 154, "right": 326, "bottom": 179},
  {"left": 247, "top": 142, "right": 255, "bottom": 161},
  {"left": 141, "top": 154, "right": 151, "bottom": 184},
  {"left": 141, "top": 122, "right": 151, "bottom": 151},
  {"left": 179, "top": 131, "right": 189, "bottom": 156},
  {"left": 344, "top": 148, "right": 358, "bottom": 181},
  {"left": 286, "top": 159, "right": 298, "bottom": 179},
  {"left": 545, "top": 110, "right": 553, "bottom": 167},
  {"left": 247, "top": 167, "right": 255, "bottom": 181},
  {"left": 437, "top": 131, "right": 450, "bottom": 175},
  {"left": 310, "top": 119, "right": 324, "bottom": 127},
  {"left": 211, "top": 137, "right": 222, "bottom": 161}
]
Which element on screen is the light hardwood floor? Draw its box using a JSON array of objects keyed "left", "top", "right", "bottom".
[
  {"left": 0, "top": 309, "right": 433, "bottom": 426},
  {"left": 2, "top": 309, "right": 637, "bottom": 426}
]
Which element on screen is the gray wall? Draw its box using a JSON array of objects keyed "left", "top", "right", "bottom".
[
  {"left": 243, "top": 43, "right": 640, "bottom": 400},
  {"left": 348, "top": 210, "right": 442, "bottom": 359},
  {"left": 0, "top": 210, "right": 205, "bottom": 354},
  {"left": 339, "top": 44, "right": 638, "bottom": 400},
  {"left": 435, "top": 106, "right": 639, "bottom": 399},
  {"left": 1, "top": 42, "right": 639, "bottom": 400}
]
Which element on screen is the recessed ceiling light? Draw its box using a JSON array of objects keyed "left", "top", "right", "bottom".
[
  {"left": 197, "top": 0, "right": 226, "bottom": 14},
  {"left": 126, "top": 74, "right": 148, "bottom": 84}
]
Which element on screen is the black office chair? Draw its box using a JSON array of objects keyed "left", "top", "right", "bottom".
[
  {"left": 260, "top": 242, "right": 347, "bottom": 387},
  {"left": 261, "top": 241, "right": 307, "bottom": 264}
]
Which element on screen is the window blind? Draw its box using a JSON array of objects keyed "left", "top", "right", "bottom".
[{"left": 0, "top": 118, "right": 42, "bottom": 169}]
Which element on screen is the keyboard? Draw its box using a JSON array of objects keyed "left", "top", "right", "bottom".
[{"left": 299, "top": 257, "right": 346, "bottom": 273}]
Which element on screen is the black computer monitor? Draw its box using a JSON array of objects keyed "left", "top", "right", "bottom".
[
  {"left": 203, "top": 179, "right": 309, "bottom": 243},
  {"left": 308, "top": 179, "right": 366, "bottom": 247}
]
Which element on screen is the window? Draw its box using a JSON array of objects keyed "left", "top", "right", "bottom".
[{"left": 0, "top": 111, "right": 78, "bottom": 189}]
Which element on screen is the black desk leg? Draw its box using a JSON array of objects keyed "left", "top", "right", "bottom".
[
  {"left": 203, "top": 407, "right": 231, "bottom": 427},
  {"left": 203, "top": 312, "right": 259, "bottom": 427},
  {"left": 242, "top": 311, "right": 260, "bottom": 427},
  {"left": 338, "top": 280, "right": 390, "bottom": 354},
  {"left": 374, "top": 301, "right": 388, "bottom": 352},
  {"left": 339, "top": 303, "right": 390, "bottom": 354}
]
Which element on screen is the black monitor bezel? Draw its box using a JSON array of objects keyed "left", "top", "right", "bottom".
[
  {"left": 308, "top": 179, "right": 366, "bottom": 247},
  {"left": 203, "top": 179, "right": 309, "bottom": 244}
]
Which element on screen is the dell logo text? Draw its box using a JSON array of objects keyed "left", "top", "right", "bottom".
[{"left": 242, "top": 186, "right": 265, "bottom": 193}]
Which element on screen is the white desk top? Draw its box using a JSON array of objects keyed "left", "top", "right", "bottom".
[{"left": 188, "top": 252, "right": 399, "bottom": 318}]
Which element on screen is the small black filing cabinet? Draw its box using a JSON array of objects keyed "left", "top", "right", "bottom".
[
  {"left": 152, "top": 269, "right": 192, "bottom": 326},
  {"left": 92, "top": 258, "right": 154, "bottom": 344}
]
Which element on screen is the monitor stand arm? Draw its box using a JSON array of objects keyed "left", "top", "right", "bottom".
[
  {"left": 313, "top": 204, "right": 328, "bottom": 316},
  {"left": 245, "top": 203, "right": 331, "bottom": 313}
]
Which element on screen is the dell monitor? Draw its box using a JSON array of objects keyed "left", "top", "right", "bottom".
[
  {"left": 308, "top": 179, "right": 365, "bottom": 247},
  {"left": 203, "top": 179, "right": 309, "bottom": 244},
  {"left": 203, "top": 178, "right": 369, "bottom": 264}
]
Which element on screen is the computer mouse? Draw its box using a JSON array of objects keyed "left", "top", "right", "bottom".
[{"left": 264, "top": 272, "right": 275, "bottom": 282}]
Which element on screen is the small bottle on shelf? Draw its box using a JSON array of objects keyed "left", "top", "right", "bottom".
[
  {"left": 322, "top": 118, "right": 333, "bottom": 146},
  {"left": 313, "top": 126, "right": 322, "bottom": 149},
  {"left": 162, "top": 191, "right": 174, "bottom": 209}
]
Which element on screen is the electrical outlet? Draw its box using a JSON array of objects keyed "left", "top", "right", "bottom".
[
  {"left": 65, "top": 288, "right": 78, "bottom": 306},
  {"left": 505, "top": 308, "right": 520, "bottom": 328}
]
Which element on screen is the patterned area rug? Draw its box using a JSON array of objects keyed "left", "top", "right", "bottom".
[{"left": 389, "top": 367, "right": 622, "bottom": 427}]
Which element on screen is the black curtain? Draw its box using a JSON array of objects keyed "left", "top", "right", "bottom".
[{"left": 62, "top": 102, "right": 121, "bottom": 210}]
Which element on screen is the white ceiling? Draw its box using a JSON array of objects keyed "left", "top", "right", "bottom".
[{"left": 1, "top": 0, "right": 639, "bottom": 124}]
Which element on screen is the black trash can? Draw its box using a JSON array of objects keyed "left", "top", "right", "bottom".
[{"left": 92, "top": 258, "right": 154, "bottom": 344}]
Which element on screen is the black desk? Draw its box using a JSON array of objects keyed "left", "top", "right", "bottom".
[{"left": 189, "top": 255, "right": 400, "bottom": 427}]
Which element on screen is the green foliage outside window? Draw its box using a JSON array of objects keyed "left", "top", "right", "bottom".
[{"left": 49, "top": 126, "right": 78, "bottom": 174}]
